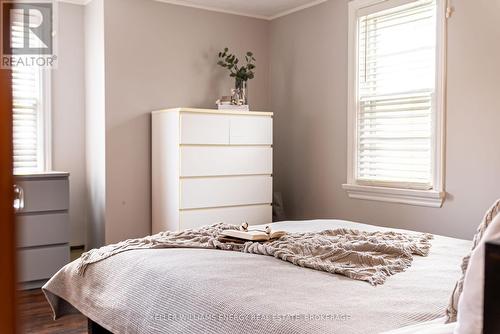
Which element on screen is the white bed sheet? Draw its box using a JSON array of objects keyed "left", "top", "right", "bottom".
[{"left": 44, "top": 219, "right": 469, "bottom": 334}]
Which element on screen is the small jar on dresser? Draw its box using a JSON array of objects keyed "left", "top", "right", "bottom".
[
  {"left": 14, "top": 171, "right": 70, "bottom": 289},
  {"left": 151, "top": 108, "right": 273, "bottom": 234}
]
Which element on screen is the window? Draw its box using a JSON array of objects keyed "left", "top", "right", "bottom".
[
  {"left": 11, "top": 9, "right": 51, "bottom": 173},
  {"left": 344, "top": 0, "right": 446, "bottom": 207}
]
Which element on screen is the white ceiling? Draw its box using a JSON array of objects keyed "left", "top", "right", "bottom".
[
  {"left": 154, "top": 0, "right": 328, "bottom": 20},
  {"left": 61, "top": 0, "right": 328, "bottom": 20}
]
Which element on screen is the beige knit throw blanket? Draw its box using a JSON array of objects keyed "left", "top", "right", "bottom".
[{"left": 76, "top": 223, "right": 433, "bottom": 285}]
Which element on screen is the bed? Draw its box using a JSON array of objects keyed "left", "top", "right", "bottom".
[{"left": 43, "top": 219, "right": 470, "bottom": 334}]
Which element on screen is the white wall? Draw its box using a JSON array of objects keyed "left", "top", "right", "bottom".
[
  {"left": 88, "top": 0, "right": 270, "bottom": 244},
  {"left": 52, "top": 2, "right": 86, "bottom": 246},
  {"left": 73, "top": 0, "right": 500, "bottom": 246},
  {"left": 84, "top": 0, "right": 106, "bottom": 249},
  {"left": 270, "top": 0, "right": 500, "bottom": 240}
]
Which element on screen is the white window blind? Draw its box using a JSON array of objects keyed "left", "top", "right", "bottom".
[
  {"left": 11, "top": 9, "right": 47, "bottom": 172},
  {"left": 12, "top": 67, "right": 43, "bottom": 172},
  {"left": 356, "top": 0, "right": 437, "bottom": 189}
]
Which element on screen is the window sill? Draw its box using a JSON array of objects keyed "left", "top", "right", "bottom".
[
  {"left": 14, "top": 171, "right": 69, "bottom": 179},
  {"left": 342, "top": 184, "right": 445, "bottom": 208}
]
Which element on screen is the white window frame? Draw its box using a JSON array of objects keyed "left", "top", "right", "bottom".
[
  {"left": 40, "top": 69, "right": 52, "bottom": 172},
  {"left": 8, "top": 4, "right": 53, "bottom": 174},
  {"left": 343, "top": 0, "right": 447, "bottom": 208}
]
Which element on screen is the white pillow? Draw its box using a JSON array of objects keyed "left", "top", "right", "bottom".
[
  {"left": 446, "top": 200, "right": 500, "bottom": 322},
  {"left": 454, "top": 212, "right": 500, "bottom": 334}
]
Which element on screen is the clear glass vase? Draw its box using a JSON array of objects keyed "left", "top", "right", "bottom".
[{"left": 234, "top": 80, "right": 248, "bottom": 105}]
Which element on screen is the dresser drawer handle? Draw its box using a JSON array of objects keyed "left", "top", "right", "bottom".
[{"left": 13, "top": 184, "right": 24, "bottom": 212}]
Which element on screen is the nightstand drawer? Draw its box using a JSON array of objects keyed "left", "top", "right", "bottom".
[
  {"left": 17, "top": 212, "right": 69, "bottom": 248},
  {"left": 18, "top": 245, "right": 69, "bottom": 282},
  {"left": 15, "top": 178, "right": 69, "bottom": 213}
]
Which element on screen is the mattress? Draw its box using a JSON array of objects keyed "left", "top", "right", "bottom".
[{"left": 43, "top": 220, "right": 470, "bottom": 334}]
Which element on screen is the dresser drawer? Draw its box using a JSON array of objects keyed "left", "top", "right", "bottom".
[
  {"left": 180, "top": 146, "right": 272, "bottom": 177},
  {"left": 180, "top": 113, "right": 230, "bottom": 144},
  {"left": 18, "top": 245, "right": 69, "bottom": 282},
  {"left": 17, "top": 213, "right": 69, "bottom": 248},
  {"left": 15, "top": 178, "right": 69, "bottom": 213},
  {"left": 180, "top": 175, "right": 272, "bottom": 209},
  {"left": 230, "top": 115, "right": 272, "bottom": 145},
  {"left": 180, "top": 204, "right": 272, "bottom": 230}
]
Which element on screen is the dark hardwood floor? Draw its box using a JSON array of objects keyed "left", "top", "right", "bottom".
[{"left": 19, "top": 289, "right": 86, "bottom": 334}]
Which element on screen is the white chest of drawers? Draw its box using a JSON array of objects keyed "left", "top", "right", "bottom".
[
  {"left": 14, "top": 172, "right": 70, "bottom": 289},
  {"left": 152, "top": 108, "right": 273, "bottom": 233}
]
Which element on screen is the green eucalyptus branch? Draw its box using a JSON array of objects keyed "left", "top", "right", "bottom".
[{"left": 217, "top": 47, "right": 256, "bottom": 85}]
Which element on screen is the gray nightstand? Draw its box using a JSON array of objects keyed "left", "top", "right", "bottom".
[{"left": 14, "top": 171, "right": 70, "bottom": 289}]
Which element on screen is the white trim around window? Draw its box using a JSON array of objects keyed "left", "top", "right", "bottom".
[
  {"left": 41, "top": 69, "right": 52, "bottom": 171},
  {"left": 343, "top": 0, "right": 447, "bottom": 208}
]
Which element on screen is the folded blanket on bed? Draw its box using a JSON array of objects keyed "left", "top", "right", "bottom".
[{"left": 76, "top": 223, "right": 433, "bottom": 285}]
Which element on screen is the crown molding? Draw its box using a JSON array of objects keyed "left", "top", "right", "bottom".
[
  {"left": 153, "top": 0, "right": 269, "bottom": 20},
  {"left": 56, "top": 0, "right": 329, "bottom": 20}
]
